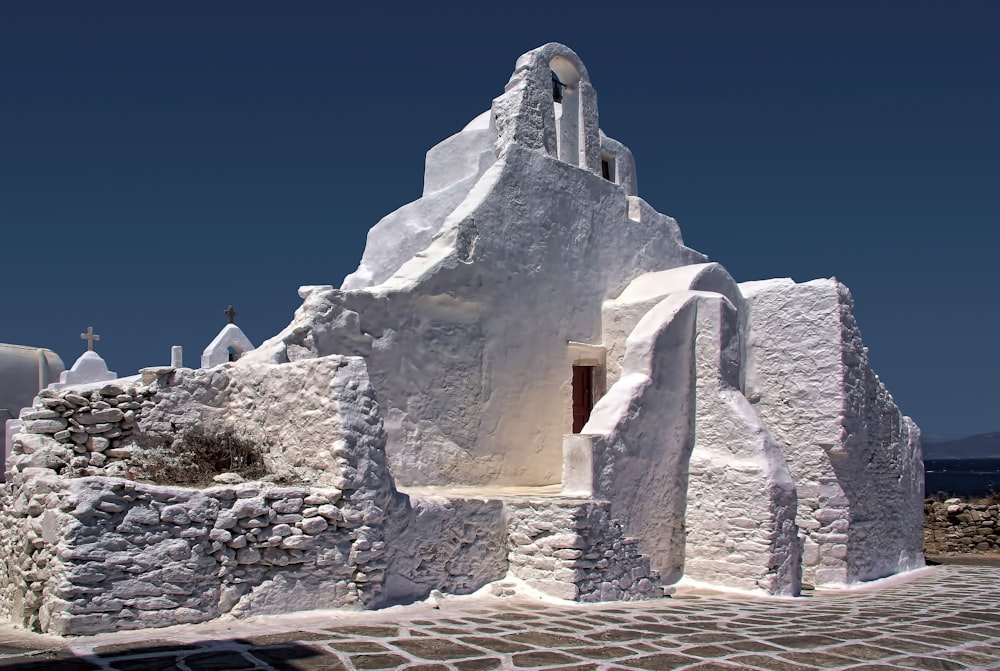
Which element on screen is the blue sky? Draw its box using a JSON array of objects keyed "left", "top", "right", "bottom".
[{"left": 2, "top": 3, "right": 997, "bottom": 438}]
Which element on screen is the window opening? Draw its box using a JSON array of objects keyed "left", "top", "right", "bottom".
[
  {"left": 227, "top": 346, "right": 240, "bottom": 362},
  {"left": 601, "top": 155, "right": 616, "bottom": 182}
]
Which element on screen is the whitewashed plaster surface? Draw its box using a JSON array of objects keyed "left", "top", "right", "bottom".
[
  {"left": 600, "top": 262, "right": 747, "bottom": 389},
  {"left": 740, "top": 278, "right": 923, "bottom": 587},
  {"left": 248, "top": 43, "right": 705, "bottom": 487},
  {"left": 200, "top": 323, "right": 255, "bottom": 369},
  {"left": 582, "top": 294, "right": 699, "bottom": 585},
  {"left": 579, "top": 288, "right": 800, "bottom": 595},
  {"left": 51, "top": 351, "right": 116, "bottom": 390},
  {"left": 683, "top": 293, "right": 799, "bottom": 595},
  {"left": 0, "top": 344, "right": 64, "bottom": 421}
]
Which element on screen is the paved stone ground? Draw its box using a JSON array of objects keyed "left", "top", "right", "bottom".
[{"left": 0, "top": 564, "right": 998, "bottom": 670}]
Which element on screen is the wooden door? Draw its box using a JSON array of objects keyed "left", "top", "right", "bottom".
[{"left": 572, "top": 365, "right": 594, "bottom": 433}]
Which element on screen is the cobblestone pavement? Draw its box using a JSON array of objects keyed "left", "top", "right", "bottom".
[{"left": 0, "top": 564, "right": 998, "bottom": 670}]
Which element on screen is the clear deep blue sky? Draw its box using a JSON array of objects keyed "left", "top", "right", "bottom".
[{"left": 2, "top": 3, "right": 997, "bottom": 438}]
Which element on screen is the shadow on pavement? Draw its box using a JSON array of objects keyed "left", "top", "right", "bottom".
[{"left": 0, "top": 638, "right": 336, "bottom": 671}]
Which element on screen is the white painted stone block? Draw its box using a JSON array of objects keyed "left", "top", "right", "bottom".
[{"left": 560, "top": 433, "right": 594, "bottom": 497}]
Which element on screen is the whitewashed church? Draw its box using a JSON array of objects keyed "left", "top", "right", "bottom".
[{"left": 0, "top": 43, "right": 923, "bottom": 635}]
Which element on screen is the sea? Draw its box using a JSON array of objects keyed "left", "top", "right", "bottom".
[{"left": 924, "top": 458, "right": 1000, "bottom": 499}]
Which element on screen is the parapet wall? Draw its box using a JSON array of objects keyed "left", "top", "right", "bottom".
[{"left": 924, "top": 498, "right": 1000, "bottom": 555}]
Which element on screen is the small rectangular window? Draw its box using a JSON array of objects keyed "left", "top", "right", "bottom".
[{"left": 601, "top": 155, "right": 616, "bottom": 182}]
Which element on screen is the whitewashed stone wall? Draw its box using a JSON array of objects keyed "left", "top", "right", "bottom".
[
  {"left": 585, "top": 288, "right": 801, "bottom": 596},
  {"left": 2, "top": 348, "right": 664, "bottom": 635},
  {"left": 9, "top": 383, "right": 151, "bottom": 480},
  {"left": 741, "top": 278, "right": 924, "bottom": 587},
  {"left": 8, "top": 356, "right": 394, "bottom": 490},
  {"left": 584, "top": 294, "right": 699, "bottom": 586},
  {"left": 684, "top": 294, "right": 800, "bottom": 595},
  {"left": 246, "top": 43, "right": 706, "bottom": 489},
  {"left": 505, "top": 499, "right": 661, "bottom": 602},
  {"left": 0, "top": 355, "right": 405, "bottom": 634},
  {"left": 380, "top": 496, "right": 508, "bottom": 605},
  {"left": 0, "top": 476, "right": 379, "bottom": 635},
  {"left": 597, "top": 264, "right": 799, "bottom": 595}
]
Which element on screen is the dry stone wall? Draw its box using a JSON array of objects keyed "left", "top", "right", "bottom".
[
  {"left": 1, "top": 355, "right": 406, "bottom": 634},
  {"left": 0, "top": 476, "right": 380, "bottom": 635},
  {"left": 924, "top": 498, "right": 1000, "bottom": 555},
  {"left": 505, "top": 499, "right": 662, "bottom": 602},
  {"left": 9, "top": 383, "right": 154, "bottom": 480}
]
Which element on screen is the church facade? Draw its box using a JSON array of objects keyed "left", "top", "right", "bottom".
[
  {"left": 0, "top": 44, "right": 923, "bottom": 634},
  {"left": 250, "top": 42, "right": 923, "bottom": 592}
]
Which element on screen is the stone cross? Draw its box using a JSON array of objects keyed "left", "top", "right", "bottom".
[
  {"left": 80, "top": 326, "right": 100, "bottom": 352},
  {"left": 224, "top": 305, "right": 237, "bottom": 324}
]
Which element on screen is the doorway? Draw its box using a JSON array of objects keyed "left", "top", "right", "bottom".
[{"left": 572, "top": 365, "right": 595, "bottom": 433}]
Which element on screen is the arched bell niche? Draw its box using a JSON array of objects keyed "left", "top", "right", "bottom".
[{"left": 549, "top": 56, "right": 583, "bottom": 167}]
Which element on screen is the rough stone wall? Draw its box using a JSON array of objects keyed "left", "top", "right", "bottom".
[
  {"left": 838, "top": 285, "right": 924, "bottom": 581},
  {"left": 0, "top": 360, "right": 401, "bottom": 637},
  {"left": 0, "top": 477, "right": 376, "bottom": 635},
  {"left": 379, "top": 495, "right": 508, "bottom": 606},
  {"left": 741, "top": 278, "right": 923, "bottom": 587},
  {"left": 141, "top": 357, "right": 386, "bottom": 488},
  {"left": 8, "top": 383, "right": 154, "bottom": 480},
  {"left": 8, "top": 356, "right": 389, "bottom": 490},
  {"left": 0, "top": 355, "right": 413, "bottom": 635},
  {"left": 0, "top": 470, "right": 71, "bottom": 633},
  {"left": 924, "top": 498, "right": 1000, "bottom": 554},
  {"left": 505, "top": 499, "right": 661, "bottom": 602}
]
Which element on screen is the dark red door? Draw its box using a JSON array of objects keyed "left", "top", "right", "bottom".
[{"left": 572, "top": 365, "right": 594, "bottom": 433}]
